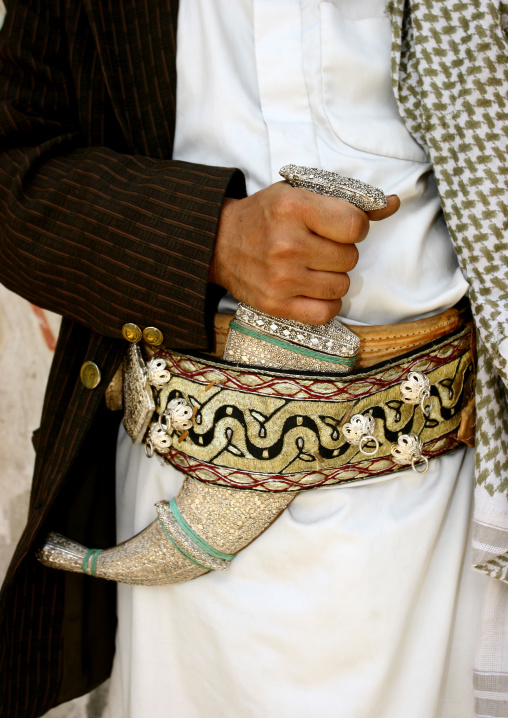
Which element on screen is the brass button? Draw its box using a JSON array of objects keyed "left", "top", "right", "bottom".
[
  {"left": 80, "top": 361, "right": 101, "bottom": 389},
  {"left": 122, "top": 323, "right": 142, "bottom": 343},
  {"left": 143, "top": 326, "right": 164, "bottom": 346}
]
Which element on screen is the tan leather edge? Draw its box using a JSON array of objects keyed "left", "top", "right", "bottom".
[
  {"left": 457, "top": 396, "right": 476, "bottom": 448},
  {"left": 212, "top": 313, "right": 235, "bottom": 358},
  {"left": 347, "top": 308, "right": 460, "bottom": 343},
  {"left": 354, "top": 311, "right": 461, "bottom": 367}
]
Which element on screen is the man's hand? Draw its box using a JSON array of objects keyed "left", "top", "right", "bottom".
[{"left": 210, "top": 181, "right": 400, "bottom": 325}]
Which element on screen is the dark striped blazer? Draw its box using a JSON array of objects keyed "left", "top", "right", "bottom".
[{"left": 0, "top": 1, "right": 245, "bottom": 715}]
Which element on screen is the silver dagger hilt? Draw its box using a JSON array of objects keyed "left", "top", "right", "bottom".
[
  {"left": 279, "top": 164, "right": 387, "bottom": 212},
  {"left": 224, "top": 165, "right": 387, "bottom": 373}
]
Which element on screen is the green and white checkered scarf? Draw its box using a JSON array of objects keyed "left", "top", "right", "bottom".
[{"left": 387, "top": 1, "right": 508, "bottom": 714}]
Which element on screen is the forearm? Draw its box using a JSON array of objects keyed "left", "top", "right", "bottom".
[
  {"left": 0, "top": 143, "right": 243, "bottom": 349},
  {"left": 0, "top": 0, "right": 245, "bottom": 350}
]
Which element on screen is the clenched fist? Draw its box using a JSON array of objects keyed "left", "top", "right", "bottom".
[{"left": 209, "top": 181, "right": 400, "bottom": 325}]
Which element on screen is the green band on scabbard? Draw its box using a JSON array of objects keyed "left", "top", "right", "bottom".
[
  {"left": 82, "top": 548, "right": 95, "bottom": 575},
  {"left": 229, "top": 321, "right": 357, "bottom": 366},
  {"left": 169, "top": 499, "right": 235, "bottom": 562},
  {"left": 158, "top": 518, "right": 213, "bottom": 571}
]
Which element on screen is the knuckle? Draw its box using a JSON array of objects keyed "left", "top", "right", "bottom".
[
  {"left": 270, "top": 263, "right": 292, "bottom": 290},
  {"left": 322, "top": 273, "right": 349, "bottom": 300},
  {"left": 273, "top": 188, "right": 299, "bottom": 220},
  {"left": 320, "top": 283, "right": 339, "bottom": 301},
  {"left": 266, "top": 233, "right": 296, "bottom": 262}
]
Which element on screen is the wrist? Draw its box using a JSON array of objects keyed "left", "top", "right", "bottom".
[{"left": 209, "top": 197, "right": 238, "bottom": 286}]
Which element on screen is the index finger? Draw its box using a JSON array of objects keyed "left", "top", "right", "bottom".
[{"left": 296, "top": 189, "right": 370, "bottom": 244}]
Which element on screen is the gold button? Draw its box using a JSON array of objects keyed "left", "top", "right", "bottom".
[
  {"left": 143, "top": 326, "right": 164, "bottom": 346},
  {"left": 122, "top": 323, "right": 142, "bottom": 343},
  {"left": 80, "top": 361, "right": 101, "bottom": 389}
]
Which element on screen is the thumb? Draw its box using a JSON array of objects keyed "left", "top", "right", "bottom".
[{"left": 367, "top": 194, "right": 400, "bottom": 221}]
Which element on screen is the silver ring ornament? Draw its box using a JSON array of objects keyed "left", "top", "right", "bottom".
[
  {"left": 158, "top": 398, "right": 194, "bottom": 434},
  {"left": 411, "top": 454, "right": 429, "bottom": 474},
  {"left": 342, "top": 414, "right": 379, "bottom": 456},
  {"left": 158, "top": 413, "right": 170, "bottom": 432},
  {"left": 359, "top": 433, "right": 380, "bottom": 456},
  {"left": 420, "top": 391, "right": 431, "bottom": 416},
  {"left": 391, "top": 433, "right": 428, "bottom": 474},
  {"left": 144, "top": 437, "right": 154, "bottom": 459},
  {"left": 400, "top": 371, "right": 431, "bottom": 416}
]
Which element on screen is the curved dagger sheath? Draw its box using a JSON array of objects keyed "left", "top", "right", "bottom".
[{"left": 37, "top": 167, "right": 385, "bottom": 585}]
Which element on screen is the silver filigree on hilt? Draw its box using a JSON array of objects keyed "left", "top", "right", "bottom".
[
  {"left": 145, "top": 425, "right": 172, "bottom": 458},
  {"left": 342, "top": 414, "right": 379, "bottom": 456},
  {"left": 146, "top": 356, "right": 171, "bottom": 388},
  {"left": 391, "top": 434, "right": 429, "bottom": 474},
  {"left": 400, "top": 371, "right": 431, "bottom": 416},
  {"left": 158, "top": 398, "right": 194, "bottom": 434},
  {"left": 280, "top": 164, "right": 387, "bottom": 212}
]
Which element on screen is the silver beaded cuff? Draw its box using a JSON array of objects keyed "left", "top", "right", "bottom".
[
  {"left": 234, "top": 303, "right": 359, "bottom": 357},
  {"left": 224, "top": 303, "right": 360, "bottom": 373}
]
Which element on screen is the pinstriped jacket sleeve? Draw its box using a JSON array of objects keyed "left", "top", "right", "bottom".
[{"left": 0, "top": 0, "right": 245, "bottom": 351}]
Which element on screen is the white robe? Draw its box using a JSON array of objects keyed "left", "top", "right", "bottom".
[{"left": 107, "top": 1, "right": 485, "bottom": 716}]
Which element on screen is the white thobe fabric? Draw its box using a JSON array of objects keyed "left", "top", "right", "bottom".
[{"left": 107, "top": 1, "right": 486, "bottom": 716}]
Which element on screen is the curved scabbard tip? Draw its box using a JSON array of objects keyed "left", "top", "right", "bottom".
[{"left": 37, "top": 532, "right": 89, "bottom": 572}]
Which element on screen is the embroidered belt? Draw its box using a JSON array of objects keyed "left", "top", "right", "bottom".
[
  {"left": 38, "top": 166, "right": 476, "bottom": 586},
  {"left": 125, "top": 312, "right": 475, "bottom": 493}
]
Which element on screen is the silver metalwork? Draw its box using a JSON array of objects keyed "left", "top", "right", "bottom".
[
  {"left": 391, "top": 433, "right": 429, "bottom": 474},
  {"left": 224, "top": 304, "right": 360, "bottom": 373},
  {"left": 234, "top": 303, "right": 359, "bottom": 358},
  {"left": 280, "top": 164, "right": 387, "bottom": 212},
  {"left": 37, "top": 478, "right": 295, "bottom": 585},
  {"left": 147, "top": 425, "right": 172, "bottom": 455},
  {"left": 224, "top": 164, "right": 384, "bottom": 373},
  {"left": 123, "top": 344, "right": 156, "bottom": 444},
  {"left": 36, "top": 166, "right": 389, "bottom": 587},
  {"left": 146, "top": 356, "right": 171, "bottom": 388},
  {"left": 412, "top": 454, "right": 429, "bottom": 473},
  {"left": 400, "top": 371, "right": 431, "bottom": 415},
  {"left": 145, "top": 438, "right": 154, "bottom": 458},
  {"left": 158, "top": 398, "right": 194, "bottom": 433},
  {"left": 342, "top": 414, "right": 379, "bottom": 456}
]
